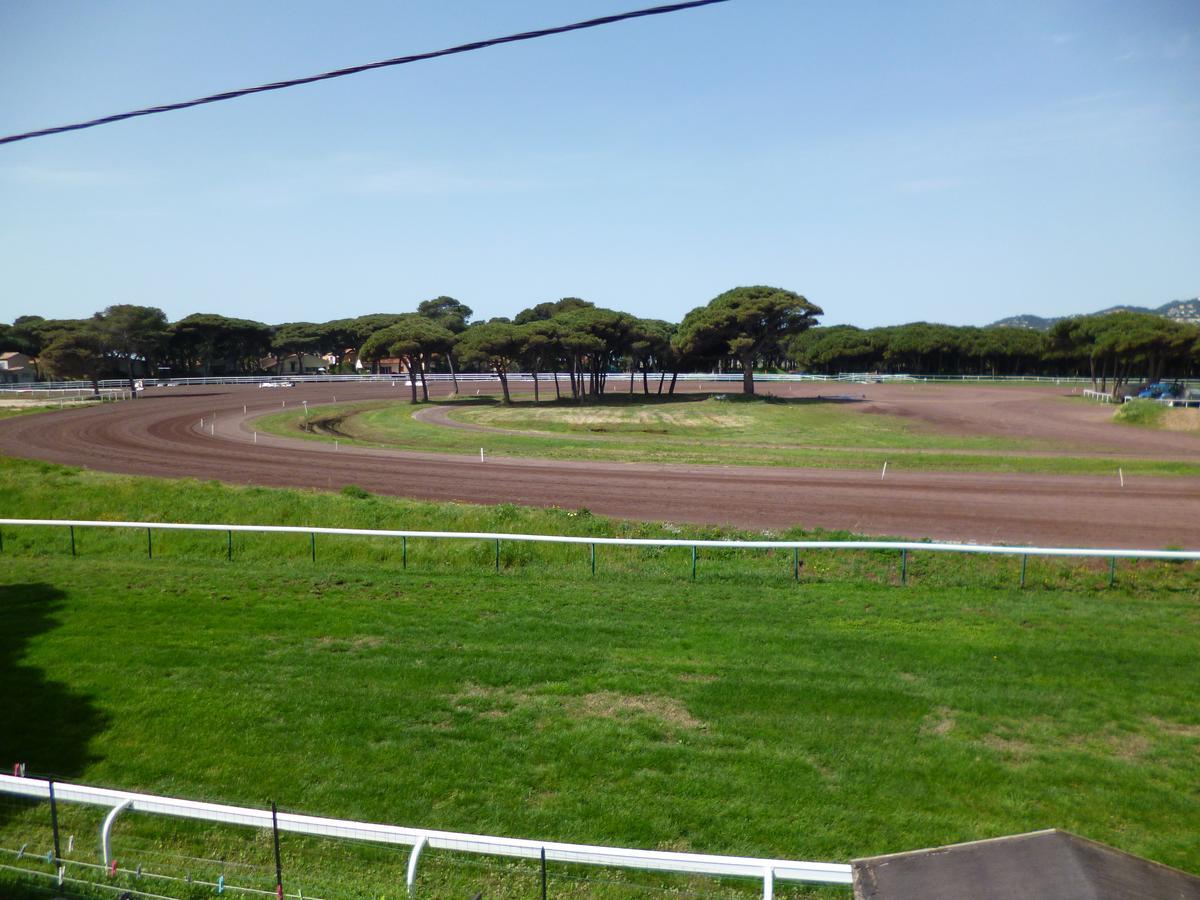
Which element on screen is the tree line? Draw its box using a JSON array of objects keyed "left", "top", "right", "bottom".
[
  {"left": 3, "top": 289, "right": 1197, "bottom": 399},
  {"left": 791, "top": 315, "right": 1200, "bottom": 394}
]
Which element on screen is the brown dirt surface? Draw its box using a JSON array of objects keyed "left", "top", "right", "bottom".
[{"left": 1, "top": 381, "right": 1197, "bottom": 548}]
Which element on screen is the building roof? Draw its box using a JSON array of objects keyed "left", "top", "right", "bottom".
[{"left": 852, "top": 829, "right": 1200, "bottom": 900}]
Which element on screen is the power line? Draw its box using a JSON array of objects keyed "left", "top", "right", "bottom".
[{"left": 0, "top": 0, "right": 730, "bottom": 146}]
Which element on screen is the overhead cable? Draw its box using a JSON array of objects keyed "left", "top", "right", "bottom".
[{"left": 0, "top": 0, "right": 730, "bottom": 146}]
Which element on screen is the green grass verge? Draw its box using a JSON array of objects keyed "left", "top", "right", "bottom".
[
  {"left": 1, "top": 458, "right": 1198, "bottom": 896},
  {"left": 255, "top": 396, "right": 1200, "bottom": 477},
  {"left": 1113, "top": 398, "right": 1200, "bottom": 434}
]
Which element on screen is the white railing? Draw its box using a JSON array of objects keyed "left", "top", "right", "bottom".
[
  {"left": 2, "top": 372, "right": 1151, "bottom": 393},
  {"left": 0, "top": 774, "right": 852, "bottom": 896},
  {"left": 1, "top": 518, "right": 1196, "bottom": 563},
  {"left": 1082, "top": 389, "right": 1117, "bottom": 403}
]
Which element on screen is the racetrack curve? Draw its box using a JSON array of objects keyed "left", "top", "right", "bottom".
[{"left": 1, "top": 381, "right": 1197, "bottom": 548}]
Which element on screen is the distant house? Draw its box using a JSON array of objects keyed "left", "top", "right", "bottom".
[
  {"left": 0, "top": 352, "right": 36, "bottom": 384},
  {"left": 374, "top": 357, "right": 407, "bottom": 375},
  {"left": 258, "top": 353, "right": 327, "bottom": 375}
]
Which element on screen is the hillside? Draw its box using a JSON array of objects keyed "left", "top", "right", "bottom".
[{"left": 990, "top": 298, "right": 1200, "bottom": 330}]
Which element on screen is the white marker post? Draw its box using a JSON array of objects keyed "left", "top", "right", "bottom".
[
  {"left": 480, "top": 448, "right": 485, "bottom": 462},
  {"left": 1119, "top": 468, "right": 1124, "bottom": 488},
  {"left": 881, "top": 461, "right": 888, "bottom": 480},
  {"left": 253, "top": 432, "right": 258, "bottom": 444}
]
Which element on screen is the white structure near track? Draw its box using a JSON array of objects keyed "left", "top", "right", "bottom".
[{"left": 0, "top": 774, "right": 852, "bottom": 896}]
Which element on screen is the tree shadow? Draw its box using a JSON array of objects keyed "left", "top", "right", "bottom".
[{"left": 0, "top": 583, "right": 108, "bottom": 827}]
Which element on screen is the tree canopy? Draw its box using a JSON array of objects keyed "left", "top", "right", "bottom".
[{"left": 675, "top": 286, "right": 822, "bottom": 394}]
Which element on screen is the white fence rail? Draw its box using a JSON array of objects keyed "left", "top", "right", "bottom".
[
  {"left": 0, "top": 774, "right": 852, "bottom": 895},
  {"left": 2, "top": 519, "right": 1196, "bottom": 569},
  {"left": 1, "top": 372, "right": 1121, "bottom": 394}
]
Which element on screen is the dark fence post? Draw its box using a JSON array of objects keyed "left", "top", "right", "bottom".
[
  {"left": 1109, "top": 557, "right": 1116, "bottom": 588},
  {"left": 900, "top": 548, "right": 908, "bottom": 586},
  {"left": 271, "top": 801, "right": 283, "bottom": 900},
  {"left": 691, "top": 545, "right": 697, "bottom": 580},
  {"left": 48, "top": 780, "right": 62, "bottom": 876},
  {"left": 402, "top": 535, "right": 407, "bottom": 569},
  {"left": 1020, "top": 555, "right": 1027, "bottom": 589},
  {"left": 310, "top": 532, "right": 316, "bottom": 564},
  {"left": 540, "top": 846, "right": 547, "bottom": 900},
  {"left": 590, "top": 543, "right": 596, "bottom": 576},
  {"left": 146, "top": 528, "right": 152, "bottom": 560},
  {"left": 69, "top": 525, "right": 75, "bottom": 557},
  {"left": 227, "top": 530, "right": 233, "bottom": 562},
  {"left": 793, "top": 547, "right": 799, "bottom": 581},
  {"left": 495, "top": 539, "right": 500, "bottom": 573}
]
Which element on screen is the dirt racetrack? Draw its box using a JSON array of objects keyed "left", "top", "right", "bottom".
[{"left": 1, "top": 380, "right": 1197, "bottom": 548}]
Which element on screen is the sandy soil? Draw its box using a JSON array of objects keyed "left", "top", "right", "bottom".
[{"left": 0, "top": 381, "right": 1196, "bottom": 548}]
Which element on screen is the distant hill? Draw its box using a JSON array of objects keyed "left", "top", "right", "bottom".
[{"left": 990, "top": 298, "right": 1200, "bottom": 330}]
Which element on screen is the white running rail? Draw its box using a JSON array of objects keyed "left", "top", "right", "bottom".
[
  {"left": 0, "top": 774, "right": 852, "bottom": 894},
  {"left": 0, "top": 518, "right": 1196, "bottom": 560}
]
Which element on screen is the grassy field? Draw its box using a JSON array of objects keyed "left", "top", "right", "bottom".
[
  {"left": 256, "top": 395, "right": 1200, "bottom": 477},
  {"left": 1, "top": 457, "right": 1199, "bottom": 897},
  {"left": 1114, "top": 398, "right": 1200, "bottom": 433}
]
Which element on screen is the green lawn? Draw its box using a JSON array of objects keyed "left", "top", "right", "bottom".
[
  {"left": 1, "top": 457, "right": 1199, "bottom": 897},
  {"left": 256, "top": 395, "right": 1200, "bottom": 477}
]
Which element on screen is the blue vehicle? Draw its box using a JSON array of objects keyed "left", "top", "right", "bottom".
[{"left": 1136, "top": 381, "right": 1186, "bottom": 400}]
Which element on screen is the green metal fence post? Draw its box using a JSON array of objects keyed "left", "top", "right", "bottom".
[
  {"left": 0, "top": 527, "right": 4, "bottom": 553},
  {"left": 591, "top": 543, "right": 596, "bottom": 576},
  {"left": 691, "top": 545, "right": 697, "bottom": 580},
  {"left": 402, "top": 535, "right": 407, "bottom": 569},
  {"left": 495, "top": 538, "right": 500, "bottom": 572},
  {"left": 900, "top": 548, "right": 907, "bottom": 586},
  {"left": 1109, "top": 557, "right": 1116, "bottom": 588},
  {"left": 793, "top": 547, "right": 799, "bottom": 581},
  {"left": 147, "top": 528, "right": 152, "bottom": 560},
  {"left": 69, "top": 525, "right": 75, "bottom": 558},
  {"left": 1020, "top": 554, "right": 1027, "bottom": 589},
  {"left": 310, "top": 532, "right": 316, "bottom": 563},
  {"left": 227, "top": 530, "right": 233, "bottom": 562}
]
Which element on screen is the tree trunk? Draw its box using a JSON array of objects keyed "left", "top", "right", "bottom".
[
  {"left": 533, "top": 368, "right": 540, "bottom": 403},
  {"left": 553, "top": 371, "right": 561, "bottom": 400},
  {"left": 499, "top": 370, "right": 511, "bottom": 405},
  {"left": 642, "top": 366, "right": 649, "bottom": 395},
  {"left": 629, "top": 361, "right": 635, "bottom": 394},
  {"left": 668, "top": 371, "right": 678, "bottom": 395},
  {"left": 741, "top": 357, "right": 755, "bottom": 395},
  {"left": 447, "top": 351, "right": 460, "bottom": 395},
  {"left": 127, "top": 356, "right": 138, "bottom": 399},
  {"left": 418, "top": 356, "right": 429, "bottom": 402},
  {"left": 657, "top": 371, "right": 665, "bottom": 395},
  {"left": 406, "top": 358, "right": 419, "bottom": 403}
]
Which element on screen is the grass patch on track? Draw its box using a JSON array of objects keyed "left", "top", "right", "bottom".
[
  {"left": 1, "top": 457, "right": 1199, "bottom": 896},
  {"left": 1114, "top": 399, "right": 1200, "bottom": 433},
  {"left": 255, "top": 396, "right": 1200, "bottom": 477}
]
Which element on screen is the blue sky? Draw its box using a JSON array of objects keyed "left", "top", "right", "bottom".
[{"left": 1, "top": 0, "right": 1197, "bottom": 328}]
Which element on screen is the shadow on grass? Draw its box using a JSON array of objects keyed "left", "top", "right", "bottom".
[
  {"left": 436, "top": 391, "right": 868, "bottom": 408},
  {"left": 0, "top": 583, "right": 108, "bottom": 822}
]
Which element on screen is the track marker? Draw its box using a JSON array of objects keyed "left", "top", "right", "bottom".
[
  {"left": 335, "top": 440, "right": 339, "bottom": 451},
  {"left": 243, "top": 405, "right": 247, "bottom": 414},
  {"left": 254, "top": 432, "right": 258, "bottom": 444},
  {"left": 480, "top": 447, "right": 485, "bottom": 462},
  {"left": 1119, "top": 468, "right": 1124, "bottom": 488},
  {"left": 881, "top": 461, "right": 888, "bottom": 480}
]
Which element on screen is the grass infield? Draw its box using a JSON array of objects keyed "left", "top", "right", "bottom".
[
  {"left": 0, "top": 457, "right": 1198, "bottom": 895},
  {"left": 257, "top": 395, "right": 1200, "bottom": 477}
]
